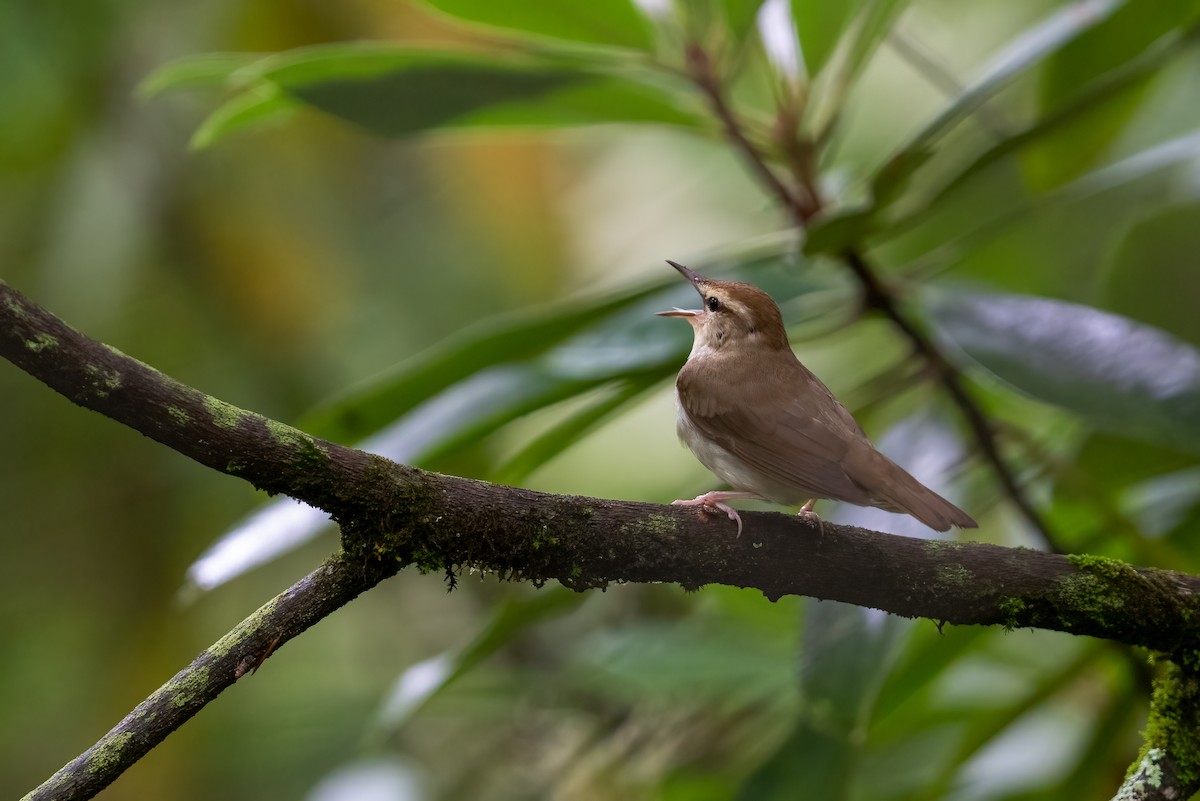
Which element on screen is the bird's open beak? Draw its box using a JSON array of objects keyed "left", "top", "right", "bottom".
[
  {"left": 657, "top": 259, "right": 706, "bottom": 318},
  {"left": 666, "top": 259, "right": 706, "bottom": 286}
]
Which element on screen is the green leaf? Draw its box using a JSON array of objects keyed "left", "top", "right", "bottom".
[
  {"left": 802, "top": 206, "right": 875, "bottom": 256},
  {"left": 873, "top": 627, "right": 986, "bottom": 724},
  {"left": 374, "top": 587, "right": 586, "bottom": 732},
  {"left": 493, "top": 376, "right": 660, "bottom": 485},
  {"left": 891, "top": 129, "right": 1200, "bottom": 275},
  {"left": 723, "top": 0, "right": 769, "bottom": 43},
  {"left": 169, "top": 45, "right": 702, "bottom": 146},
  {"left": 576, "top": 618, "right": 800, "bottom": 707},
  {"left": 258, "top": 46, "right": 701, "bottom": 137},
  {"left": 928, "top": 287, "right": 1200, "bottom": 454},
  {"left": 742, "top": 603, "right": 909, "bottom": 799},
  {"left": 137, "top": 52, "right": 263, "bottom": 99},
  {"left": 417, "top": 0, "right": 655, "bottom": 51},
  {"left": 791, "top": 0, "right": 863, "bottom": 79},
  {"left": 843, "top": 0, "right": 908, "bottom": 81},
  {"left": 189, "top": 82, "right": 298, "bottom": 150},
  {"left": 1105, "top": 202, "right": 1200, "bottom": 347},
  {"left": 1021, "top": 1, "right": 1200, "bottom": 190},
  {"left": 937, "top": 647, "right": 1099, "bottom": 792},
  {"left": 304, "top": 254, "right": 825, "bottom": 445},
  {"left": 1035, "top": 0, "right": 1200, "bottom": 111},
  {"left": 192, "top": 255, "right": 839, "bottom": 591},
  {"left": 909, "top": 31, "right": 1190, "bottom": 217},
  {"left": 301, "top": 280, "right": 670, "bottom": 445},
  {"left": 871, "top": 0, "right": 1124, "bottom": 209}
]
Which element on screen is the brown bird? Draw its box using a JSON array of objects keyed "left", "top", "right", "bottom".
[{"left": 657, "top": 260, "right": 977, "bottom": 536}]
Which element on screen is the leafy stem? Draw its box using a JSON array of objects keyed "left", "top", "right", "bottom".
[{"left": 682, "top": 40, "right": 1061, "bottom": 552}]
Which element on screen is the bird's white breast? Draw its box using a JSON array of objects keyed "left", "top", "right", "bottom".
[{"left": 675, "top": 390, "right": 766, "bottom": 494}]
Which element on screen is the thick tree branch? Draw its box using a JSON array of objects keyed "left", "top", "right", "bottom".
[
  {"left": 3, "top": 278, "right": 1196, "bottom": 644},
  {"left": 682, "top": 44, "right": 1061, "bottom": 551},
  {"left": 5, "top": 278, "right": 1200, "bottom": 800}
]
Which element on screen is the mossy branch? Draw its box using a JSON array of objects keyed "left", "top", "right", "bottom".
[
  {"left": 1114, "top": 658, "right": 1200, "bottom": 800},
  {"left": 5, "top": 280, "right": 1200, "bottom": 800},
  {"left": 20, "top": 552, "right": 399, "bottom": 801}
]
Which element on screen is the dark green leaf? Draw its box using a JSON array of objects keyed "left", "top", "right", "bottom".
[
  {"left": 418, "top": 0, "right": 655, "bottom": 51},
  {"left": 258, "top": 47, "right": 701, "bottom": 136},
  {"left": 928, "top": 287, "right": 1200, "bottom": 454},
  {"left": 803, "top": 206, "right": 875, "bottom": 256},
  {"left": 723, "top": 0, "right": 769, "bottom": 42},
  {"left": 886, "top": 129, "right": 1200, "bottom": 277},
  {"left": 791, "top": 0, "right": 863, "bottom": 79}
]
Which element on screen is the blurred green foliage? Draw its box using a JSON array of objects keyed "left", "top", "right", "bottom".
[{"left": 4, "top": 0, "right": 1200, "bottom": 799}]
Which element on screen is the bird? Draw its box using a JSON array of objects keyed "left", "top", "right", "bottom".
[{"left": 657, "top": 259, "right": 977, "bottom": 536}]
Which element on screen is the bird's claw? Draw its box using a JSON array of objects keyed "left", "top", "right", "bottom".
[
  {"left": 797, "top": 499, "right": 824, "bottom": 535},
  {"left": 672, "top": 493, "right": 745, "bottom": 537}
]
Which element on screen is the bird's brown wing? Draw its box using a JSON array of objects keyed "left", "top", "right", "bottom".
[{"left": 677, "top": 357, "right": 876, "bottom": 505}]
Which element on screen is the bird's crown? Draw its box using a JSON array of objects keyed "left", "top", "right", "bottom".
[{"left": 658, "top": 261, "right": 789, "bottom": 351}]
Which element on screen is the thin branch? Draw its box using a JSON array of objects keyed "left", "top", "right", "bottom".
[
  {"left": 21, "top": 552, "right": 399, "bottom": 801},
  {"left": 839, "top": 249, "right": 1060, "bottom": 548},
  {"left": 3, "top": 276, "right": 1200, "bottom": 797},
  {"left": 682, "top": 42, "right": 1061, "bottom": 551},
  {"left": 684, "top": 44, "right": 819, "bottom": 222}
]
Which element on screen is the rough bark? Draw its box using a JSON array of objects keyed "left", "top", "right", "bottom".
[{"left": 5, "top": 278, "right": 1200, "bottom": 800}]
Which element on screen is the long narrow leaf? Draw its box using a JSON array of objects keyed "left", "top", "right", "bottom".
[
  {"left": 791, "top": 0, "right": 863, "bottom": 79},
  {"left": 871, "top": 0, "right": 1124, "bottom": 206},
  {"left": 417, "top": 0, "right": 655, "bottom": 51},
  {"left": 494, "top": 375, "right": 662, "bottom": 485},
  {"left": 928, "top": 287, "right": 1200, "bottom": 454},
  {"left": 374, "top": 588, "right": 586, "bottom": 734},
  {"left": 137, "top": 52, "right": 264, "bottom": 99},
  {"left": 189, "top": 255, "right": 840, "bottom": 590}
]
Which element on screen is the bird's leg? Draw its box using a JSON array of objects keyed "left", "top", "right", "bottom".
[
  {"left": 672, "top": 491, "right": 759, "bottom": 537},
  {"left": 797, "top": 499, "right": 824, "bottom": 535}
]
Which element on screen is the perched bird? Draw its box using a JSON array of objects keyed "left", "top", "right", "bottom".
[{"left": 657, "top": 260, "right": 977, "bottom": 536}]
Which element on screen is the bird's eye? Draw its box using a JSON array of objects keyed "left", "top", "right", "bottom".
[{"left": 706, "top": 296, "right": 721, "bottom": 312}]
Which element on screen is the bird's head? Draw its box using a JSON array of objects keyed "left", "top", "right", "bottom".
[{"left": 656, "top": 260, "right": 789, "bottom": 353}]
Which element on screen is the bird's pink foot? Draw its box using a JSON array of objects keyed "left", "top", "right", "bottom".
[
  {"left": 797, "top": 498, "right": 824, "bottom": 534},
  {"left": 672, "top": 491, "right": 757, "bottom": 537}
]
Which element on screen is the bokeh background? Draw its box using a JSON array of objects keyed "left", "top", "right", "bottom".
[{"left": 4, "top": 1, "right": 1200, "bottom": 799}]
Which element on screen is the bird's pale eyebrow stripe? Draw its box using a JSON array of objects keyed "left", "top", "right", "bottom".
[{"left": 723, "top": 298, "right": 749, "bottom": 317}]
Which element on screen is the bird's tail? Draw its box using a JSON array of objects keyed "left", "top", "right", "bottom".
[{"left": 862, "top": 450, "right": 977, "bottom": 532}]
